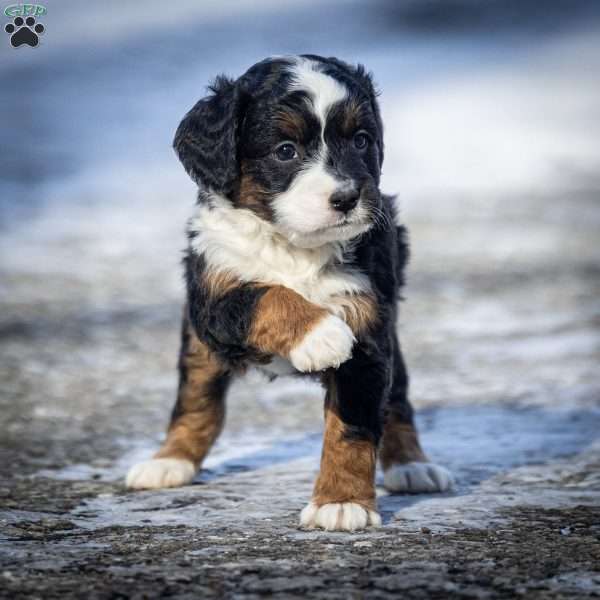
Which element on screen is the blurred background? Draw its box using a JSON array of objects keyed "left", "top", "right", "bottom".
[{"left": 1, "top": 0, "right": 599, "bottom": 478}]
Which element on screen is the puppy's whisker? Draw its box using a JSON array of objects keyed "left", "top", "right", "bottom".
[{"left": 369, "top": 205, "right": 392, "bottom": 232}]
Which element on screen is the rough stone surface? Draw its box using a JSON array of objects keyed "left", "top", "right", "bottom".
[{"left": 1, "top": 1, "right": 600, "bottom": 598}]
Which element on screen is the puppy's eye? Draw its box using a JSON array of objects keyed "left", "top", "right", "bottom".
[
  {"left": 274, "top": 142, "right": 298, "bottom": 161},
  {"left": 353, "top": 131, "right": 370, "bottom": 150}
]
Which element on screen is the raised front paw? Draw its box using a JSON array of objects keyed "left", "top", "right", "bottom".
[
  {"left": 126, "top": 458, "right": 196, "bottom": 490},
  {"left": 289, "top": 314, "right": 355, "bottom": 372},
  {"left": 300, "top": 501, "right": 381, "bottom": 532}
]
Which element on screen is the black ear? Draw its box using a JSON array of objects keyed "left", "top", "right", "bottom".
[
  {"left": 173, "top": 76, "right": 246, "bottom": 196},
  {"left": 353, "top": 65, "right": 384, "bottom": 167}
]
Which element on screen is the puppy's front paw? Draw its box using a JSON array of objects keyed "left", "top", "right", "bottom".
[
  {"left": 289, "top": 314, "right": 355, "bottom": 372},
  {"left": 126, "top": 458, "right": 196, "bottom": 490},
  {"left": 383, "top": 462, "right": 453, "bottom": 494},
  {"left": 300, "top": 502, "right": 381, "bottom": 532}
]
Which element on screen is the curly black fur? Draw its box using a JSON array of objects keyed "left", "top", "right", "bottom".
[{"left": 175, "top": 55, "right": 415, "bottom": 447}]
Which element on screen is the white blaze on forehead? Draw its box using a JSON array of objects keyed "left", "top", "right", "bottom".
[
  {"left": 270, "top": 58, "right": 367, "bottom": 247},
  {"left": 288, "top": 57, "right": 348, "bottom": 126}
]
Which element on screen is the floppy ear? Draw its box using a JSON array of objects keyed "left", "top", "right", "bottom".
[
  {"left": 173, "top": 75, "right": 246, "bottom": 197},
  {"left": 354, "top": 65, "right": 384, "bottom": 167}
]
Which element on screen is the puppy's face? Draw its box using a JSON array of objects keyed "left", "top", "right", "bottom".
[{"left": 175, "top": 56, "right": 384, "bottom": 248}]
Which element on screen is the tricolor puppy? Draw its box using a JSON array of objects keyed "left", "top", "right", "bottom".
[{"left": 126, "top": 55, "right": 453, "bottom": 531}]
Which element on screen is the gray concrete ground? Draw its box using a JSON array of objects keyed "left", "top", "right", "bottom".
[{"left": 1, "top": 1, "right": 600, "bottom": 598}]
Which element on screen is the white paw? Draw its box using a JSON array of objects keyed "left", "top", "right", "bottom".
[
  {"left": 289, "top": 314, "right": 355, "bottom": 372},
  {"left": 383, "top": 462, "right": 454, "bottom": 493},
  {"left": 299, "top": 502, "right": 381, "bottom": 532},
  {"left": 126, "top": 458, "right": 196, "bottom": 490}
]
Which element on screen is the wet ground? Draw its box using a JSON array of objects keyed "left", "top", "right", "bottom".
[{"left": 1, "top": 1, "right": 600, "bottom": 598}]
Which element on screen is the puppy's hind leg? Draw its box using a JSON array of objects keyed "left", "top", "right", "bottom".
[
  {"left": 380, "top": 336, "right": 453, "bottom": 494},
  {"left": 126, "top": 313, "right": 230, "bottom": 490}
]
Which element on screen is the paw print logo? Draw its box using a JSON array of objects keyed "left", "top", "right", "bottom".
[{"left": 5, "top": 16, "right": 45, "bottom": 47}]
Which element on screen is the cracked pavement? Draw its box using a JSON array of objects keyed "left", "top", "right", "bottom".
[{"left": 1, "top": 1, "right": 599, "bottom": 598}]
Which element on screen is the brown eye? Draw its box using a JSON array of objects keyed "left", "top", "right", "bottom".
[
  {"left": 353, "top": 132, "right": 370, "bottom": 150},
  {"left": 275, "top": 142, "right": 298, "bottom": 161}
]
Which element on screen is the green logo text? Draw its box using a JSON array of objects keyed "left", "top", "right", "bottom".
[{"left": 4, "top": 4, "right": 46, "bottom": 17}]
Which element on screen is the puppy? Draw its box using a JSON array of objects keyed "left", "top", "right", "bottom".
[{"left": 126, "top": 55, "right": 452, "bottom": 531}]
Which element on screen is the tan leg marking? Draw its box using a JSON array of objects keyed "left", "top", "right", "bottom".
[
  {"left": 300, "top": 409, "right": 380, "bottom": 530},
  {"left": 248, "top": 285, "right": 328, "bottom": 356},
  {"left": 328, "top": 292, "right": 379, "bottom": 338},
  {"left": 312, "top": 409, "right": 377, "bottom": 509},
  {"left": 156, "top": 323, "right": 228, "bottom": 467},
  {"left": 203, "top": 264, "right": 363, "bottom": 372},
  {"left": 380, "top": 419, "right": 427, "bottom": 470},
  {"left": 301, "top": 374, "right": 380, "bottom": 530},
  {"left": 380, "top": 414, "right": 454, "bottom": 493},
  {"left": 127, "top": 321, "right": 229, "bottom": 490}
]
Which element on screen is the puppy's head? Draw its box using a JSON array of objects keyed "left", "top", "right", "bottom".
[{"left": 174, "top": 55, "right": 384, "bottom": 248}]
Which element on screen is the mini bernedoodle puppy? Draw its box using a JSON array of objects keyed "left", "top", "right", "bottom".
[{"left": 126, "top": 55, "right": 453, "bottom": 531}]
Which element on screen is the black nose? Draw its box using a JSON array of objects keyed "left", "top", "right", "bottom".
[{"left": 330, "top": 189, "right": 359, "bottom": 213}]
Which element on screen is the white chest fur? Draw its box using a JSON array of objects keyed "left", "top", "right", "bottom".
[{"left": 188, "top": 198, "right": 371, "bottom": 316}]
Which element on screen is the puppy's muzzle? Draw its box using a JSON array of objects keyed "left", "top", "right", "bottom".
[{"left": 329, "top": 187, "right": 360, "bottom": 214}]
